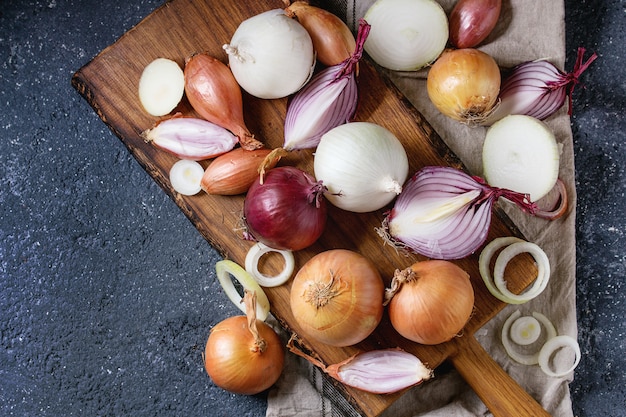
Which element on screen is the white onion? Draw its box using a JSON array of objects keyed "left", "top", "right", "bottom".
[
  {"left": 482, "top": 115, "right": 560, "bottom": 202},
  {"left": 223, "top": 9, "right": 315, "bottom": 99},
  {"left": 313, "top": 122, "right": 409, "bottom": 213},
  {"left": 363, "top": 0, "right": 448, "bottom": 71}
]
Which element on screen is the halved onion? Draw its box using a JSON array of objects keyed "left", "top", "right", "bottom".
[{"left": 138, "top": 58, "right": 184, "bottom": 116}]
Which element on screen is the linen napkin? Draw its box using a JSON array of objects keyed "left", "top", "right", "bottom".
[{"left": 267, "top": 1, "right": 578, "bottom": 416}]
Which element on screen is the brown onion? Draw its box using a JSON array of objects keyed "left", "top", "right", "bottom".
[
  {"left": 284, "top": 1, "right": 356, "bottom": 66},
  {"left": 290, "top": 249, "right": 384, "bottom": 347},
  {"left": 184, "top": 53, "right": 262, "bottom": 150},
  {"left": 449, "top": 0, "right": 502, "bottom": 49},
  {"left": 426, "top": 48, "right": 500, "bottom": 124},
  {"left": 385, "top": 260, "right": 474, "bottom": 345},
  {"left": 201, "top": 148, "right": 279, "bottom": 195},
  {"left": 204, "top": 291, "right": 284, "bottom": 395}
]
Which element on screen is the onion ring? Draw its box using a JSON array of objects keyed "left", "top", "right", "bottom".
[
  {"left": 501, "top": 310, "right": 557, "bottom": 365},
  {"left": 479, "top": 236, "right": 524, "bottom": 303},
  {"left": 538, "top": 335, "right": 581, "bottom": 377},
  {"left": 510, "top": 315, "right": 541, "bottom": 345},
  {"left": 493, "top": 241, "right": 551, "bottom": 303},
  {"left": 245, "top": 242, "right": 295, "bottom": 287},
  {"left": 215, "top": 260, "right": 270, "bottom": 321}
]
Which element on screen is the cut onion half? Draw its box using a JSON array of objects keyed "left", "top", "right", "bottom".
[
  {"left": 245, "top": 242, "right": 295, "bottom": 288},
  {"left": 482, "top": 115, "right": 560, "bottom": 202},
  {"left": 215, "top": 260, "right": 270, "bottom": 321},
  {"left": 363, "top": 0, "right": 448, "bottom": 71},
  {"left": 138, "top": 58, "right": 185, "bottom": 116},
  {"left": 169, "top": 159, "right": 204, "bottom": 196},
  {"left": 479, "top": 237, "right": 551, "bottom": 304}
]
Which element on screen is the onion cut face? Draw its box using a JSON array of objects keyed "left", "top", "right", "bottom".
[
  {"left": 482, "top": 115, "right": 560, "bottom": 202},
  {"left": 313, "top": 122, "right": 409, "bottom": 213},
  {"left": 380, "top": 166, "right": 537, "bottom": 260},
  {"left": 169, "top": 159, "right": 204, "bottom": 196},
  {"left": 223, "top": 9, "right": 315, "bottom": 99},
  {"left": 363, "top": 0, "right": 448, "bottom": 71},
  {"left": 138, "top": 58, "right": 185, "bottom": 116},
  {"left": 290, "top": 249, "right": 384, "bottom": 347}
]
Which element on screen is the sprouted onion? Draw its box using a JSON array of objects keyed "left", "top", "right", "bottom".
[
  {"left": 281, "top": 19, "right": 370, "bottom": 152},
  {"left": 379, "top": 166, "right": 537, "bottom": 260},
  {"left": 482, "top": 47, "right": 598, "bottom": 125},
  {"left": 479, "top": 236, "right": 551, "bottom": 304},
  {"left": 288, "top": 335, "right": 433, "bottom": 394}
]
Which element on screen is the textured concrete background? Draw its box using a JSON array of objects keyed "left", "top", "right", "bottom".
[{"left": 1, "top": 1, "right": 624, "bottom": 416}]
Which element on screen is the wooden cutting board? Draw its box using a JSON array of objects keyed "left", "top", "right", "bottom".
[{"left": 72, "top": 0, "right": 551, "bottom": 416}]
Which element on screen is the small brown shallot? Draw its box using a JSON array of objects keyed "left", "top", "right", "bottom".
[
  {"left": 284, "top": 1, "right": 356, "bottom": 66},
  {"left": 288, "top": 335, "right": 433, "bottom": 394},
  {"left": 184, "top": 53, "right": 263, "bottom": 151},
  {"left": 201, "top": 148, "right": 281, "bottom": 195},
  {"left": 141, "top": 115, "right": 238, "bottom": 161}
]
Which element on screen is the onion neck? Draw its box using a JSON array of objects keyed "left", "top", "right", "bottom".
[
  {"left": 244, "top": 290, "right": 267, "bottom": 353},
  {"left": 383, "top": 267, "right": 415, "bottom": 306}
]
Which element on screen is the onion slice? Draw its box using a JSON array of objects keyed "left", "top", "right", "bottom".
[
  {"left": 244, "top": 242, "right": 295, "bottom": 287},
  {"left": 479, "top": 237, "right": 550, "bottom": 304},
  {"left": 169, "top": 159, "right": 204, "bottom": 196},
  {"left": 138, "top": 58, "right": 185, "bottom": 116},
  {"left": 538, "top": 335, "right": 581, "bottom": 377},
  {"left": 501, "top": 310, "right": 557, "bottom": 365},
  {"left": 215, "top": 260, "right": 270, "bottom": 321}
]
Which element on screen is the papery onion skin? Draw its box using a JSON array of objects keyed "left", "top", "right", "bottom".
[
  {"left": 386, "top": 260, "right": 474, "bottom": 345},
  {"left": 284, "top": 1, "right": 356, "bottom": 66},
  {"left": 449, "top": 0, "right": 502, "bottom": 49},
  {"left": 243, "top": 166, "right": 327, "bottom": 251},
  {"left": 204, "top": 315, "right": 284, "bottom": 395},
  {"left": 290, "top": 249, "right": 384, "bottom": 347},
  {"left": 223, "top": 9, "right": 316, "bottom": 99},
  {"left": 427, "top": 48, "right": 501, "bottom": 124},
  {"left": 184, "top": 53, "right": 262, "bottom": 150},
  {"left": 201, "top": 148, "right": 277, "bottom": 195}
]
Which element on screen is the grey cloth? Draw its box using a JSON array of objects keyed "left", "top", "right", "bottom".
[{"left": 267, "top": 1, "right": 577, "bottom": 416}]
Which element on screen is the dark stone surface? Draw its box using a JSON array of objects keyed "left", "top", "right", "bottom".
[{"left": 0, "top": 1, "right": 623, "bottom": 416}]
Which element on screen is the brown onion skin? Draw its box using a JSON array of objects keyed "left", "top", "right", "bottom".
[
  {"left": 201, "top": 148, "right": 277, "bottom": 195},
  {"left": 184, "top": 53, "right": 261, "bottom": 150},
  {"left": 244, "top": 166, "right": 327, "bottom": 251},
  {"left": 284, "top": 1, "right": 356, "bottom": 66},
  {"left": 449, "top": 0, "right": 502, "bottom": 49},
  {"left": 388, "top": 260, "right": 474, "bottom": 345},
  {"left": 290, "top": 249, "right": 384, "bottom": 347},
  {"left": 204, "top": 315, "right": 285, "bottom": 395}
]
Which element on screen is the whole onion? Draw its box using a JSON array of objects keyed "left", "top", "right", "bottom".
[
  {"left": 385, "top": 260, "right": 474, "bottom": 345},
  {"left": 290, "top": 249, "right": 384, "bottom": 347},
  {"left": 243, "top": 166, "right": 327, "bottom": 251}
]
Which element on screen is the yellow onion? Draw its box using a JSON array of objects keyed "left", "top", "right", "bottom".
[
  {"left": 204, "top": 291, "right": 284, "bottom": 395},
  {"left": 290, "top": 249, "right": 384, "bottom": 347},
  {"left": 426, "top": 48, "right": 500, "bottom": 124},
  {"left": 385, "top": 260, "right": 474, "bottom": 345}
]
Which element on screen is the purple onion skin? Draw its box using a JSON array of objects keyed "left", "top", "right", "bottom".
[{"left": 243, "top": 166, "right": 327, "bottom": 251}]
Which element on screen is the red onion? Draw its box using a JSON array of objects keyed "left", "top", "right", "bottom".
[
  {"left": 283, "top": 19, "right": 370, "bottom": 151},
  {"left": 379, "top": 166, "right": 537, "bottom": 260},
  {"left": 243, "top": 166, "right": 327, "bottom": 251},
  {"left": 483, "top": 47, "right": 597, "bottom": 125}
]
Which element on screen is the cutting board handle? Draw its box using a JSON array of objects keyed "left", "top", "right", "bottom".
[{"left": 450, "top": 336, "right": 551, "bottom": 417}]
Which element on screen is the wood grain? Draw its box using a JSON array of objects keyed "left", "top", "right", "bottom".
[{"left": 72, "top": 0, "right": 549, "bottom": 415}]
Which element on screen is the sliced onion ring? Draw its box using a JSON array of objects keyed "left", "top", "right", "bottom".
[
  {"left": 245, "top": 242, "right": 295, "bottom": 287},
  {"left": 215, "top": 260, "right": 270, "bottom": 321},
  {"left": 501, "top": 310, "right": 557, "bottom": 365},
  {"left": 479, "top": 237, "right": 550, "bottom": 304},
  {"left": 538, "top": 335, "right": 581, "bottom": 377},
  {"left": 493, "top": 241, "right": 551, "bottom": 303},
  {"left": 510, "top": 315, "right": 541, "bottom": 345}
]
